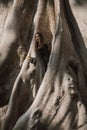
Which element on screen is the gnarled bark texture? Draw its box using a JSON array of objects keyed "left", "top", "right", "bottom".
[{"left": 0, "top": 0, "right": 87, "bottom": 130}]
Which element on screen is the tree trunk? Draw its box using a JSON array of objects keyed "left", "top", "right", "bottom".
[
  {"left": 0, "top": 0, "right": 36, "bottom": 106},
  {"left": 0, "top": 0, "right": 87, "bottom": 130}
]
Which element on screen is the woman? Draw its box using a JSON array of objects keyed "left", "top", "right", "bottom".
[
  {"left": 34, "top": 32, "right": 50, "bottom": 93},
  {"left": 27, "top": 32, "right": 50, "bottom": 96}
]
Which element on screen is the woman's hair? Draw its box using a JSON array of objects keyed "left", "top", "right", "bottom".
[{"left": 35, "top": 32, "right": 44, "bottom": 42}]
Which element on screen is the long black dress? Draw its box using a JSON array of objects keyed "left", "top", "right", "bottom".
[{"left": 35, "top": 44, "right": 50, "bottom": 92}]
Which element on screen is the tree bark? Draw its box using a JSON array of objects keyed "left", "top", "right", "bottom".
[
  {"left": 0, "top": 0, "right": 87, "bottom": 130},
  {"left": 0, "top": 0, "right": 36, "bottom": 106}
]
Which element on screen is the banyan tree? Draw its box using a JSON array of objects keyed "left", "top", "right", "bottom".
[{"left": 0, "top": 0, "right": 87, "bottom": 130}]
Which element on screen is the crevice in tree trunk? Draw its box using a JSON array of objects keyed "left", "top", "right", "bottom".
[{"left": 1, "top": 0, "right": 87, "bottom": 130}]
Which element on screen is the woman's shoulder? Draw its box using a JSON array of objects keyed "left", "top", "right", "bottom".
[
  {"left": 43, "top": 44, "right": 48, "bottom": 49},
  {"left": 44, "top": 43, "right": 48, "bottom": 47}
]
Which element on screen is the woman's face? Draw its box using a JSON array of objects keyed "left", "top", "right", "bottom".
[{"left": 35, "top": 34, "right": 40, "bottom": 42}]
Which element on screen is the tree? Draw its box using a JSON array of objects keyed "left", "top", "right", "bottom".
[{"left": 0, "top": 0, "right": 87, "bottom": 130}]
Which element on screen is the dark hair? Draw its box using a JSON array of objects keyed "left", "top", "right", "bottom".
[{"left": 35, "top": 32, "right": 44, "bottom": 42}]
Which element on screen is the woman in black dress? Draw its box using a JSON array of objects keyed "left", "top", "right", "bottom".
[{"left": 34, "top": 32, "right": 50, "bottom": 92}]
